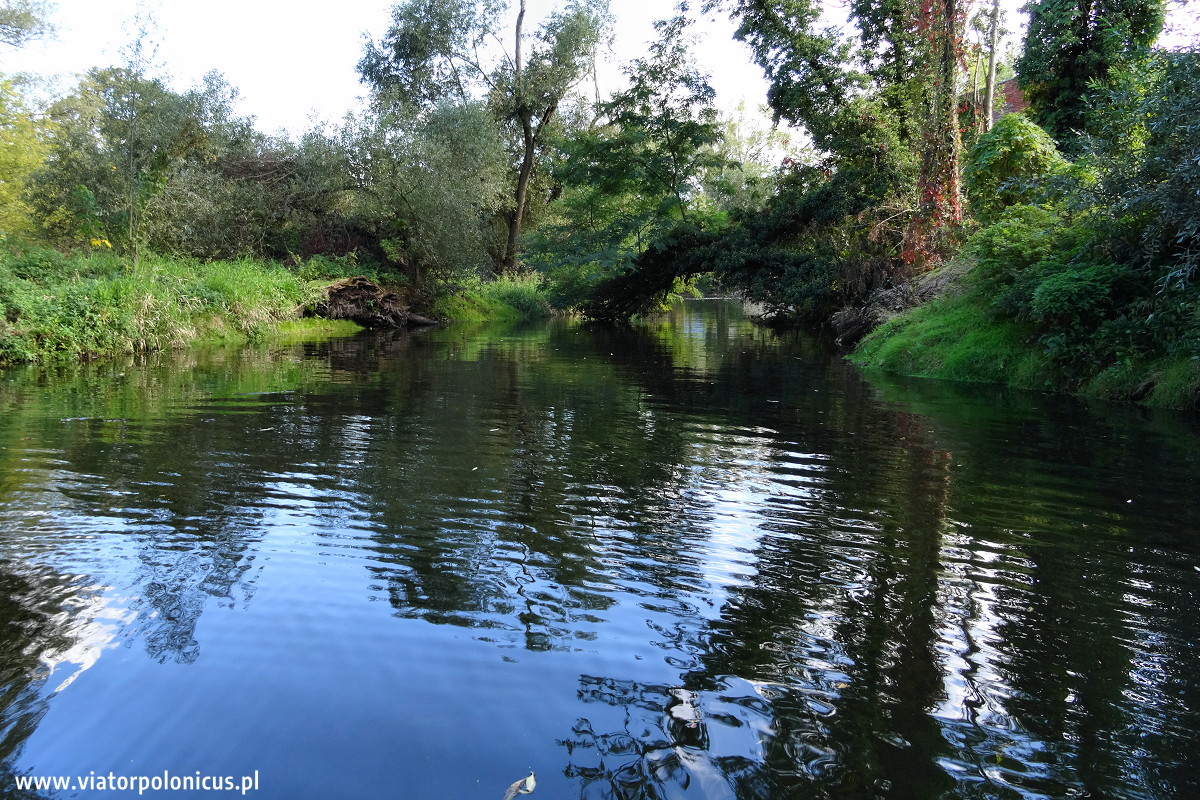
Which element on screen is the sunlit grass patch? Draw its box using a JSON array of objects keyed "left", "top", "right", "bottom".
[
  {"left": 852, "top": 292, "right": 1055, "bottom": 389},
  {"left": 0, "top": 248, "right": 319, "bottom": 365}
]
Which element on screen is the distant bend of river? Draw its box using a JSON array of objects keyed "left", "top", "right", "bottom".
[{"left": 1, "top": 300, "right": 1198, "bottom": 799}]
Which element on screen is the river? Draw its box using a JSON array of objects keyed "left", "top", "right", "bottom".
[{"left": 1, "top": 300, "right": 1197, "bottom": 799}]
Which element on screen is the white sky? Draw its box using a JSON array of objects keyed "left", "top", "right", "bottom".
[
  {"left": 1, "top": 0, "right": 779, "bottom": 135},
  {"left": 1, "top": 0, "right": 1193, "bottom": 137}
]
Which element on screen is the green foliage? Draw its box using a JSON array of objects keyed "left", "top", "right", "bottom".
[
  {"left": 963, "top": 113, "right": 1067, "bottom": 224},
  {"left": 0, "top": 0, "right": 53, "bottom": 49},
  {"left": 27, "top": 67, "right": 208, "bottom": 257},
  {"left": 0, "top": 246, "right": 315, "bottom": 364},
  {"left": 860, "top": 49, "right": 1200, "bottom": 410},
  {"left": 1017, "top": 0, "right": 1165, "bottom": 150},
  {"left": 728, "top": 0, "right": 927, "bottom": 145},
  {"left": 0, "top": 77, "right": 50, "bottom": 238},
  {"left": 527, "top": 13, "right": 724, "bottom": 314},
  {"left": 1083, "top": 51, "right": 1200, "bottom": 290},
  {"left": 579, "top": 13, "right": 723, "bottom": 223},
  {"left": 340, "top": 99, "right": 510, "bottom": 288},
  {"left": 143, "top": 73, "right": 360, "bottom": 263},
  {"left": 966, "top": 203, "right": 1070, "bottom": 293},
  {"left": 358, "top": 0, "right": 503, "bottom": 105},
  {"left": 727, "top": 0, "right": 863, "bottom": 146}
]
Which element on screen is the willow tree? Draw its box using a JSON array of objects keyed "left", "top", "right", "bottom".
[
  {"left": 359, "top": 0, "right": 608, "bottom": 272},
  {"left": 27, "top": 68, "right": 206, "bottom": 255}
]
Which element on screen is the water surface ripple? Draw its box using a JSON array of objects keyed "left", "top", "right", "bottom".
[{"left": 1, "top": 301, "right": 1198, "bottom": 798}]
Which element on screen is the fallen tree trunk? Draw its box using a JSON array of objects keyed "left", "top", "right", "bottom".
[{"left": 305, "top": 277, "right": 438, "bottom": 329}]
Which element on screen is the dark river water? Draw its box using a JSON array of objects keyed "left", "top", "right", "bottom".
[{"left": 1, "top": 300, "right": 1198, "bottom": 799}]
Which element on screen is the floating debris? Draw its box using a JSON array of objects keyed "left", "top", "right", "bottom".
[{"left": 502, "top": 771, "right": 536, "bottom": 800}]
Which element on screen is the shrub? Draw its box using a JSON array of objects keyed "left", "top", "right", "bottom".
[{"left": 964, "top": 114, "right": 1067, "bottom": 225}]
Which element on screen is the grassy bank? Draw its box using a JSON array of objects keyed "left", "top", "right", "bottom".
[
  {"left": 428, "top": 272, "right": 553, "bottom": 323},
  {"left": 0, "top": 249, "right": 325, "bottom": 365},
  {"left": 0, "top": 248, "right": 555, "bottom": 367},
  {"left": 851, "top": 260, "right": 1200, "bottom": 410}
]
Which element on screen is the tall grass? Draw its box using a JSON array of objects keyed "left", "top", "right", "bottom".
[
  {"left": 429, "top": 271, "right": 553, "bottom": 322},
  {"left": 0, "top": 248, "right": 319, "bottom": 365}
]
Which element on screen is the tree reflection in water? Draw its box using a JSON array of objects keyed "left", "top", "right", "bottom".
[{"left": 562, "top": 676, "right": 772, "bottom": 800}]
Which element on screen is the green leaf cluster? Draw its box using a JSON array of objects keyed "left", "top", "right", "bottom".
[
  {"left": 1017, "top": 0, "right": 1165, "bottom": 150},
  {"left": 963, "top": 112, "right": 1067, "bottom": 224}
]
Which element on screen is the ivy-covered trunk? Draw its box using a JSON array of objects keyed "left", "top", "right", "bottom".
[{"left": 905, "top": 0, "right": 965, "bottom": 267}]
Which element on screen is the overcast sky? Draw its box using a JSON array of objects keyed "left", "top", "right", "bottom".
[{"left": 2, "top": 0, "right": 1193, "bottom": 137}]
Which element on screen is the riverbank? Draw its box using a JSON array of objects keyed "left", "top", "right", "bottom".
[
  {"left": 849, "top": 257, "right": 1200, "bottom": 410},
  {"left": 0, "top": 247, "right": 552, "bottom": 366}
]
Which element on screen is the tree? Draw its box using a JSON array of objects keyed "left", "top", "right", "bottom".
[
  {"left": 573, "top": 14, "right": 723, "bottom": 227},
  {"left": 27, "top": 68, "right": 206, "bottom": 255},
  {"left": 359, "top": 0, "right": 608, "bottom": 272},
  {"left": 0, "top": 0, "right": 54, "bottom": 50},
  {"left": 340, "top": 100, "right": 511, "bottom": 290},
  {"left": 725, "top": 0, "right": 861, "bottom": 148},
  {"left": 1017, "top": 0, "right": 1165, "bottom": 149},
  {"left": 143, "top": 72, "right": 356, "bottom": 262},
  {"left": 0, "top": 77, "right": 50, "bottom": 237},
  {"left": 526, "top": 13, "right": 723, "bottom": 312}
]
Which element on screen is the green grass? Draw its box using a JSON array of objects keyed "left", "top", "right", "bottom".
[
  {"left": 1079, "top": 356, "right": 1200, "bottom": 408},
  {"left": 0, "top": 248, "right": 560, "bottom": 365},
  {"left": 851, "top": 291, "right": 1056, "bottom": 389},
  {"left": 851, "top": 287, "right": 1200, "bottom": 409},
  {"left": 0, "top": 248, "right": 325, "bottom": 365},
  {"left": 428, "top": 271, "right": 553, "bottom": 322}
]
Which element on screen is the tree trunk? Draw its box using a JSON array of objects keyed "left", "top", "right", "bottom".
[
  {"left": 502, "top": 116, "right": 536, "bottom": 273},
  {"left": 983, "top": 0, "right": 1001, "bottom": 130},
  {"left": 500, "top": 0, "right": 529, "bottom": 274}
]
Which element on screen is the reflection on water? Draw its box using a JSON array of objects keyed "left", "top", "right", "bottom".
[{"left": 1, "top": 301, "right": 1198, "bottom": 798}]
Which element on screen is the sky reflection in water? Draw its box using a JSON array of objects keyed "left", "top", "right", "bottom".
[{"left": 1, "top": 301, "right": 1198, "bottom": 799}]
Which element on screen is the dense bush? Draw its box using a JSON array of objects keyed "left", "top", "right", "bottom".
[{"left": 963, "top": 113, "right": 1067, "bottom": 224}]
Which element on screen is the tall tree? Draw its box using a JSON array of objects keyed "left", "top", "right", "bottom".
[
  {"left": 340, "top": 100, "right": 511, "bottom": 289},
  {"left": 0, "top": 77, "right": 50, "bottom": 237},
  {"left": 28, "top": 68, "right": 205, "bottom": 255},
  {"left": 726, "top": 0, "right": 860, "bottom": 148},
  {"left": 983, "top": 0, "right": 1001, "bottom": 131},
  {"left": 850, "top": 0, "right": 924, "bottom": 141},
  {"left": 904, "top": 0, "right": 967, "bottom": 266},
  {"left": 1017, "top": 0, "right": 1164, "bottom": 149},
  {"left": 359, "top": 0, "right": 608, "bottom": 272},
  {"left": 0, "top": 0, "right": 54, "bottom": 50},
  {"left": 527, "top": 11, "right": 723, "bottom": 300}
]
